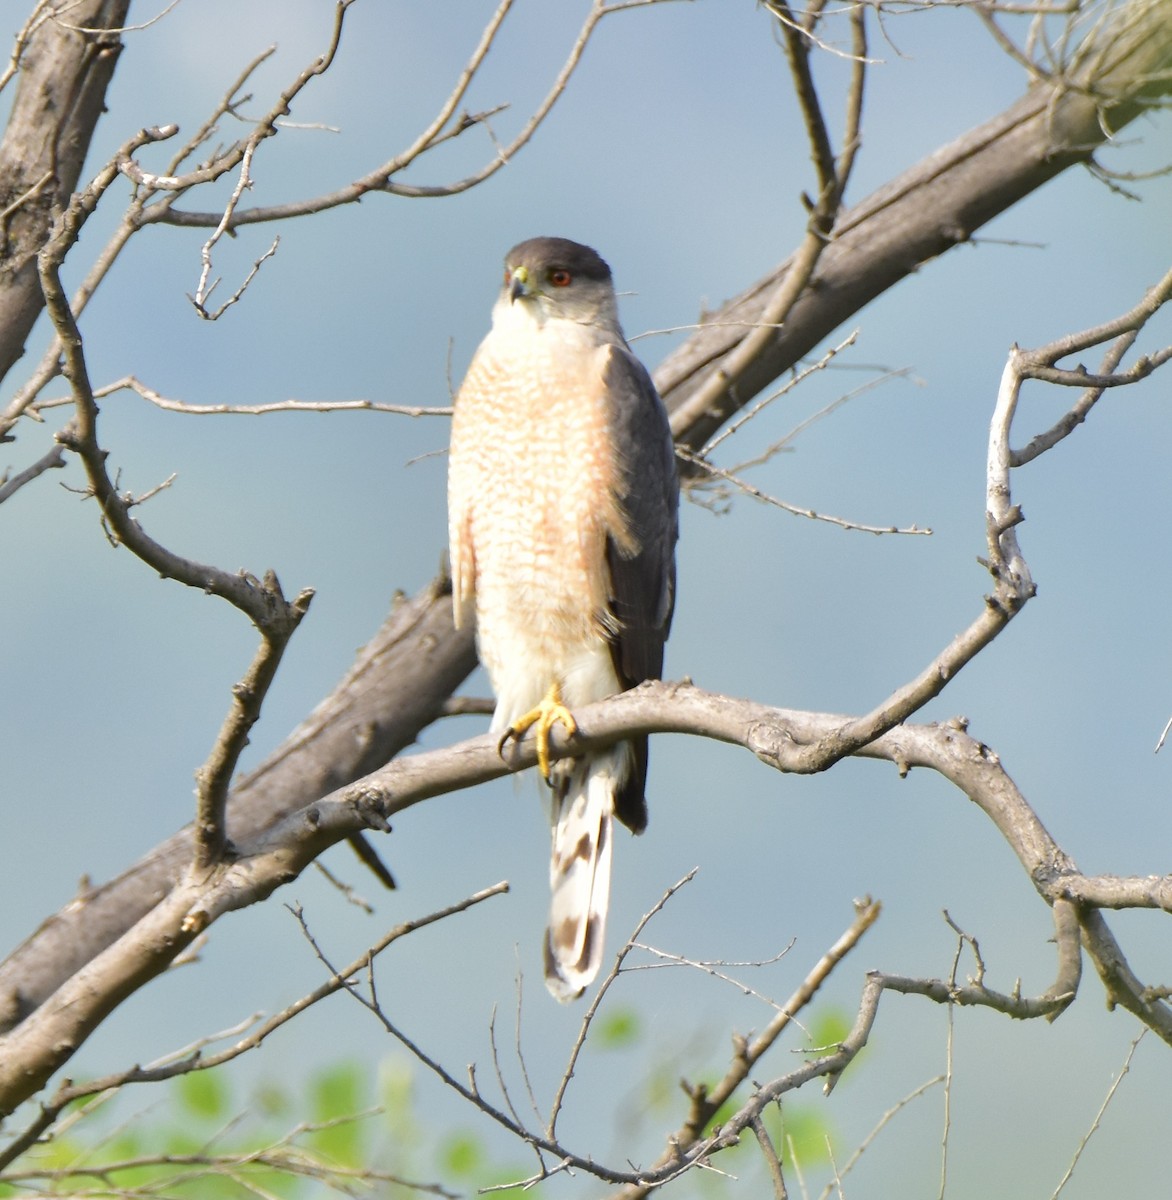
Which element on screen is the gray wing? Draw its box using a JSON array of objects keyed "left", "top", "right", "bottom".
[
  {"left": 603, "top": 344, "right": 678, "bottom": 685},
  {"left": 601, "top": 345, "right": 679, "bottom": 832}
]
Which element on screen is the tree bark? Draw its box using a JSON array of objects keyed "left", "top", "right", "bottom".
[
  {"left": 0, "top": 0, "right": 1169, "bottom": 1046},
  {"left": 0, "top": 0, "right": 131, "bottom": 392},
  {"left": 0, "top": 576, "right": 476, "bottom": 1031},
  {"left": 662, "top": 0, "right": 1172, "bottom": 450}
]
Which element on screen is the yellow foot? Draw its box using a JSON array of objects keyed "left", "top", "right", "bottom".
[{"left": 499, "top": 685, "right": 578, "bottom": 783}]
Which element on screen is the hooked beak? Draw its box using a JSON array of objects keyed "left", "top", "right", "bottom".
[{"left": 508, "top": 265, "right": 532, "bottom": 304}]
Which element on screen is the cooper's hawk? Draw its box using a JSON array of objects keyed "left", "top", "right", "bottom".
[{"left": 448, "top": 237, "right": 678, "bottom": 1001}]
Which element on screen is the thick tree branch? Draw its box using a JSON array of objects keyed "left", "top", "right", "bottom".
[
  {"left": 2, "top": 0, "right": 1170, "bottom": 1117},
  {"left": 36, "top": 131, "right": 317, "bottom": 867},
  {"left": 0, "top": 46, "right": 290, "bottom": 436},
  {"left": 0, "top": 571, "right": 475, "bottom": 1032},
  {"left": 37, "top": 122, "right": 312, "bottom": 635},
  {"left": 0, "top": 881, "right": 509, "bottom": 1175},
  {"left": 482, "top": 885, "right": 1078, "bottom": 1194},
  {"left": 0, "top": 0, "right": 130, "bottom": 391},
  {"left": 662, "top": 0, "right": 1172, "bottom": 450},
  {"left": 4, "top": 4, "right": 1168, "bottom": 1030},
  {"left": 0, "top": 653, "right": 1168, "bottom": 1116}
]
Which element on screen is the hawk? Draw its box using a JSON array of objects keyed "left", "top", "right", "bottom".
[{"left": 448, "top": 237, "right": 678, "bottom": 1001}]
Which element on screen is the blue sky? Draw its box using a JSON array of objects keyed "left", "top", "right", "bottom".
[{"left": 2, "top": 1, "right": 1171, "bottom": 1195}]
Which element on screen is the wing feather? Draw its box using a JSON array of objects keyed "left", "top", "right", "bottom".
[{"left": 598, "top": 345, "right": 678, "bottom": 831}]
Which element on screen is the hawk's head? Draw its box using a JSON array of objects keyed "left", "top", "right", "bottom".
[{"left": 497, "top": 237, "right": 619, "bottom": 331}]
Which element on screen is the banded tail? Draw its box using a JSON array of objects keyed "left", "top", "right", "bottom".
[{"left": 543, "top": 753, "right": 622, "bottom": 1002}]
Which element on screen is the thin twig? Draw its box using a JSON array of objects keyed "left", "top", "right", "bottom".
[
  {"left": 752, "top": 1114, "right": 788, "bottom": 1200},
  {"left": 815, "top": 1076, "right": 944, "bottom": 1200},
  {"left": 730, "top": 363, "right": 918, "bottom": 475},
  {"left": 512, "top": 966, "right": 544, "bottom": 1127},
  {"left": 626, "top": 940, "right": 796, "bottom": 1010},
  {"left": 488, "top": 1006, "right": 527, "bottom": 1133},
  {"left": 66, "top": 374, "right": 453, "bottom": 419},
  {"left": 0, "top": 882, "right": 508, "bottom": 1171},
  {"left": 140, "top": 0, "right": 682, "bottom": 226},
  {"left": 0, "top": 443, "right": 66, "bottom": 503},
  {"left": 938, "top": 918, "right": 965, "bottom": 1200},
  {"left": 678, "top": 447, "right": 932, "bottom": 535},
  {"left": 1050, "top": 1030, "right": 1147, "bottom": 1198},
  {"left": 699, "top": 331, "right": 858, "bottom": 458},
  {"left": 1155, "top": 713, "right": 1172, "bottom": 753},
  {"left": 548, "top": 869, "right": 700, "bottom": 1137},
  {"left": 313, "top": 860, "right": 374, "bottom": 913},
  {"left": 55, "top": 0, "right": 183, "bottom": 35}
]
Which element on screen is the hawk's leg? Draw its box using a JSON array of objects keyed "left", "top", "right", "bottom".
[{"left": 500, "top": 683, "right": 578, "bottom": 783}]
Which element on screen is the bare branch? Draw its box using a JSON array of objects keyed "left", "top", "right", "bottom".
[
  {"left": 138, "top": 0, "right": 683, "bottom": 228},
  {"left": 626, "top": 940, "right": 797, "bottom": 1009},
  {"left": 3, "top": 210, "right": 148, "bottom": 436},
  {"left": 736, "top": 260, "right": 1172, "bottom": 778},
  {"left": 193, "top": 230, "right": 281, "bottom": 320},
  {"left": 699, "top": 331, "right": 859, "bottom": 458},
  {"left": 0, "top": 881, "right": 508, "bottom": 1159},
  {"left": 1155, "top": 713, "right": 1172, "bottom": 754},
  {"left": 1050, "top": 1030, "right": 1147, "bottom": 1198},
  {"left": 1051, "top": 874, "right": 1172, "bottom": 910},
  {"left": 0, "top": 168, "right": 53, "bottom": 224},
  {"left": 47, "top": 374, "right": 452, "bottom": 419},
  {"left": 610, "top": 899, "right": 880, "bottom": 1200},
  {"left": 771, "top": 0, "right": 840, "bottom": 198},
  {"left": 547, "top": 870, "right": 699, "bottom": 1139},
  {"left": 751, "top": 1114, "right": 789, "bottom": 1200},
  {"left": 0, "top": 0, "right": 132, "bottom": 387},
  {"left": 1079, "top": 909, "right": 1172, "bottom": 1039},
  {"left": 729, "top": 362, "right": 918, "bottom": 474},
  {"left": 37, "top": 127, "right": 314, "bottom": 635},
  {"left": 678, "top": 445, "right": 932, "bottom": 535},
  {"left": 0, "top": 442, "right": 65, "bottom": 503},
  {"left": 658, "top": 0, "right": 1172, "bottom": 452},
  {"left": 118, "top": 1, "right": 352, "bottom": 204},
  {"left": 312, "top": 859, "right": 375, "bottom": 913},
  {"left": 36, "top": 138, "right": 318, "bottom": 869},
  {"left": 815, "top": 1075, "right": 945, "bottom": 1200},
  {"left": 54, "top": 0, "right": 183, "bottom": 35},
  {"left": 0, "top": 2, "right": 54, "bottom": 96},
  {"left": 191, "top": 623, "right": 306, "bottom": 869},
  {"left": 1011, "top": 262, "right": 1172, "bottom": 465}
]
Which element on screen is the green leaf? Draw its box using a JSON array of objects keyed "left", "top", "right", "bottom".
[
  {"left": 311, "top": 1062, "right": 364, "bottom": 1122},
  {"left": 808, "top": 1008, "right": 851, "bottom": 1053},
  {"left": 440, "top": 1131, "right": 485, "bottom": 1177},
  {"left": 176, "top": 1068, "right": 230, "bottom": 1120},
  {"left": 97, "top": 1130, "right": 146, "bottom": 1165},
  {"left": 253, "top": 1079, "right": 294, "bottom": 1119},
  {"left": 777, "top": 1103, "right": 833, "bottom": 1167},
  {"left": 307, "top": 1063, "right": 367, "bottom": 1167},
  {"left": 596, "top": 1006, "right": 641, "bottom": 1049},
  {"left": 378, "top": 1058, "right": 419, "bottom": 1130},
  {"left": 477, "top": 1165, "right": 532, "bottom": 1196}
]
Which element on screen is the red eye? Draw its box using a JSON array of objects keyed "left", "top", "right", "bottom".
[{"left": 549, "top": 269, "right": 572, "bottom": 287}]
